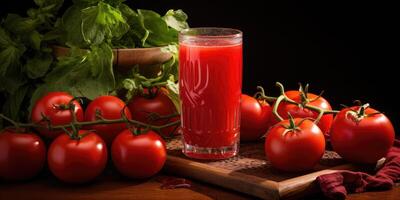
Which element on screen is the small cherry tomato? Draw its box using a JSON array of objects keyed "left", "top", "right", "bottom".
[
  {"left": 271, "top": 88, "right": 333, "bottom": 136},
  {"left": 240, "top": 94, "right": 272, "bottom": 142},
  {"left": 85, "top": 96, "right": 132, "bottom": 145},
  {"left": 330, "top": 104, "right": 395, "bottom": 164},
  {"left": 265, "top": 118, "right": 325, "bottom": 172},
  {"left": 31, "top": 92, "right": 84, "bottom": 139},
  {"left": 112, "top": 129, "right": 166, "bottom": 179},
  {"left": 0, "top": 129, "right": 46, "bottom": 181},
  {"left": 128, "top": 88, "right": 179, "bottom": 137},
  {"left": 48, "top": 131, "right": 108, "bottom": 183}
]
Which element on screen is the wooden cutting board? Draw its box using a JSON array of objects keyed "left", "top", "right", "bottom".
[{"left": 164, "top": 137, "right": 356, "bottom": 200}]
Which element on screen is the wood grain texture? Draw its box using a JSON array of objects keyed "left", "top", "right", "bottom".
[
  {"left": 165, "top": 156, "right": 280, "bottom": 199},
  {"left": 0, "top": 172, "right": 252, "bottom": 200},
  {"left": 51, "top": 45, "right": 172, "bottom": 67},
  {"left": 278, "top": 164, "right": 357, "bottom": 199},
  {"left": 2, "top": 137, "right": 396, "bottom": 200},
  {"left": 0, "top": 173, "right": 398, "bottom": 200},
  {"left": 165, "top": 138, "right": 356, "bottom": 199}
]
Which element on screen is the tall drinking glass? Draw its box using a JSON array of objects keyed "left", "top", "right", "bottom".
[{"left": 179, "top": 28, "right": 243, "bottom": 159}]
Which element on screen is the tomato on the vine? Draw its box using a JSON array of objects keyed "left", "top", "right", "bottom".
[
  {"left": 31, "top": 92, "right": 84, "bottom": 139},
  {"left": 0, "top": 129, "right": 46, "bottom": 181},
  {"left": 48, "top": 130, "right": 107, "bottom": 183},
  {"left": 265, "top": 117, "right": 325, "bottom": 172},
  {"left": 240, "top": 94, "right": 272, "bottom": 142},
  {"left": 330, "top": 104, "right": 395, "bottom": 164},
  {"left": 112, "top": 129, "right": 166, "bottom": 179},
  {"left": 85, "top": 96, "right": 132, "bottom": 145},
  {"left": 128, "top": 88, "right": 179, "bottom": 137},
  {"left": 271, "top": 89, "right": 333, "bottom": 136}
]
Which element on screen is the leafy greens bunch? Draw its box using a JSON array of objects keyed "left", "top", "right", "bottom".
[{"left": 0, "top": 0, "right": 188, "bottom": 128}]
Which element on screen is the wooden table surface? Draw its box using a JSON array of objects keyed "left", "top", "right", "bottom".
[{"left": 0, "top": 169, "right": 398, "bottom": 200}]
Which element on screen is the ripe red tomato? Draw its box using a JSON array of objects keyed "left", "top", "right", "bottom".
[
  {"left": 330, "top": 105, "right": 395, "bottom": 164},
  {"left": 85, "top": 96, "right": 132, "bottom": 145},
  {"left": 112, "top": 129, "right": 166, "bottom": 179},
  {"left": 240, "top": 94, "right": 272, "bottom": 142},
  {"left": 0, "top": 129, "right": 46, "bottom": 181},
  {"left": 271, "top": 90, "right": 333, "bottom": 136},
  {"left": 31, "top": 92, "right": 84, "bottom": 139},
  {"left": 48, "top": 130, "right": 107, "bottom": 183},
  {"left": 128, "top": 88, "right": 179, "bottom": 136},
  {"left": 265, "top": 118, "right": 325, "bottom": 172}
]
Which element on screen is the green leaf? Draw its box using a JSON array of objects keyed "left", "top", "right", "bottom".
[
  {"left": 27, "top": 0, "right": 64, "bottom": 29},
  {"left": 2, "top": 85, "right": 30, "bottom": 121},
  {"left": 115, "top": 6, "right": 189, "bottom": 48},
  {"left": 42, "top": 28, "right": 63, "bottom": 41},
  {"left": 40, "top": 43, "right": 115, "bottom": 100},
  {"left": 34, "top": 0, "right": 63, "bottom": 8},
  {"left": 121, "top": 52, "right": 177, "bottom": 93},
  {"left": 77, "top": 44, "right": 115, "bottom": 98},
  {"left": 24, "top": 53, "right": 53, "bottom": 79},
  {"left": 87, "top": 45, "right": 107, "bottom": 76},
  {"left": 72, "top": 0, "right": 101, "bottom": 6},
  {"left": 28, "top": 31, "right": 42, "bottom": 50},
  {"left": 104, "top": 0, "right": 125, "bottom": 7},
  {"left": 118, "top": 3, "right": 137, "bottom": 24},
  {"left": 158, "top": 53, "right": 177, "bottom": 83},
  {"left": 0, "top": 78, "right": 26, "bottom": 95},
  {"left": 43, "top": 46, "right": 85, "bottom": 83},
  {"left": 34, "top": 0, "right": 46, "bottom": 6},
  {"left": 0, "top": 63, "right": 27, "bottom": 95},
  {"left": 122, "top": 78, "right": 137, "bottom": 91},
  {"left": 3, "top": 15, "right": 44, "bottom": 50},
  {"left": 165, "top": 78, "right": 181, "bottom": 114},
  {"left": 138, "top": 9, "right": 178, "bottom": 47},
  {"left": 3, "top": 14, "right": 40, "bottom": 34},
  {"left": 59, "top": 4, "right": 88, "bottom": 47},
  {"left": 81, "top": 2, "right": 129, "bottom": 45},
  {"left": 113, "top": 4, "right": 144, "bottom": 48},
  {"left": 0, "top": 27, "right": 13, "bottom": 47},
  {"left": 2, "top": 15, "right": 43, "bottom": 50},
  {"left": 127, "top": 8, "right": 149, "bottom": 47},
  {"left": 161, "top": 44, "right": 178, "bottom": 56},
  {"left": 111, "top": 30, "right": 137, "bottom": 48},
  {"left": 0, "top": 43, "right": 26, "bottom": 76},
  {"left": 159, "top": 44, "right": 179, "bottom": 82},
  {"left": 163, "top": 9, "right": 189, "bottom": 31}
]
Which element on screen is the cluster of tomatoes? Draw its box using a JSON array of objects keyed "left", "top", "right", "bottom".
[
  {"left": 240, "top": 84, "right": 396, "bottom": 172},
  {"left": 0, "top": 89, "right": 179, "bottom": 183},
  {"left": 0, "top": 83, "right": 397, "bottom": 182}
]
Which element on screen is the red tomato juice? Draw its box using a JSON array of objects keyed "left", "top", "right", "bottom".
[{"left": 179, "top": 40, "right": 242, "bottom": 159}]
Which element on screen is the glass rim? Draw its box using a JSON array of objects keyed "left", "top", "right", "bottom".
[{"left": 179, "top": 27, "right": 242, "bottom": 40}]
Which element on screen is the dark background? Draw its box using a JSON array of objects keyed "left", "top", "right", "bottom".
[{"left": 2, "top": 0, "right": 398, "bottom": 133}]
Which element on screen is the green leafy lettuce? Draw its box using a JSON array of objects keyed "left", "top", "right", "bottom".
[
  {"left": 0, "top": 0, "right": 63, "bottom": 124},
  {"left": 0, "top": 0, "right": 188, "bottom": 126},
  {"left": 30, "top": 43, "right": 115, "bottom": 109}
]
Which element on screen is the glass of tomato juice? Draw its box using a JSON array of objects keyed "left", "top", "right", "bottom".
[{"left": 179, "top": 27, "right": 243, "bottom": 159}]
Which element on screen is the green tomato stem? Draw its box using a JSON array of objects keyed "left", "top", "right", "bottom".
[
  {"left": 273, "top": 95, "right": 285, "bottom": 122},
  {"left": 254, "top": 86, "right": 277, "bottom": 103},
  {"left": 0, "top": 114, "right": 19, "bottom": 129},
  {"left": 0, "top": 113, "right": 181, "bottom": 134},
  {"left": 271, "top": 82, "right": 339, "bottom": 124}
]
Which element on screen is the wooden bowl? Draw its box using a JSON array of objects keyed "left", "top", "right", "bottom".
[{"left": 52, "top": 45, "right": 173, "bottom": 77}]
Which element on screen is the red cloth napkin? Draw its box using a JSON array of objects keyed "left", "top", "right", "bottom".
[{"left": 316, "top": 139, "right": 400, "bottom": 200}]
